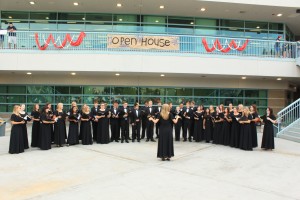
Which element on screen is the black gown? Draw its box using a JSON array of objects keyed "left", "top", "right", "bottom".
[
  {"left": 53, "top": 110, "right": 67, "bottom": 146},
  {"left": 67, "top": 113, "right": 80, "bottom": 145},
  {"left": 204, "top": 114, "right": 213, "bottom": 142},
  {"left": 80, "top": 112, "right": 93, "bottom": 145},
  {"left": 230, "top": 113, "right": 241, "bottom": 148},
  {"left": 250, "top": 112, "right": 258, "bottom": 148},
  {"left": 239, "top": 115, "right": 253, "bottom": 151},
  {"left": 222, "top": 114, "right": 231, "bottom": 146},
  {"left": 157, "top": 113, "right": 174, "bottom": 159},
  {"left": 9, "top": 114, "right": 25, "bottom": 154},
  {"left": 96, "top": 109, "right": 110, "bottom": 144},
  {"left": 193, "top": 111, "right": 204, "bottom": 142},
  {"left": 212, "top": 112, "right": 224, "bottom": 144},
  {"left": 261, "top": 115, "right": 275, "bottom": 150},
  {"left": 30, "top": 110, "right": 40, "bottom": 147},
  {"left": 39, "top": 113, "right": 53, "bottom": 150},
  {"left": 19, "top": 112, "right": 30, "bottom": 149}
]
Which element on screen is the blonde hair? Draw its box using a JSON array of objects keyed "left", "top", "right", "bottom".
[
  {"left": 57, "top": 103, "right": 63, "bottom": 110},
  {"left": 13, "top": 105, "right": 20, "bottom": 115},
  {"left": 160, "top": 104, "right": 170, "bottom": 120},
  {"left": 243, "top": 107, "right": 250, "bottom": 117}
]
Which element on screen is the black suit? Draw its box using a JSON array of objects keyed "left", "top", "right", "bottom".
[
  {"left": 174, "top": 109, "right": 184, "bottom": 141},
  {"left": 190, "top": 106, "right": 197, "bottom": 139},
  {"left": 155, "top": 106, "right": 161, "bottom": 137},
  {"left": 131, "top": 109, "right": 142, "bottom": 141},
  {"left": 119, "top": 106, "right": 130, "bottom": 141},
  {"left": 91, "top": 105, "right": 99, "bottom": 140},
  {"left": 183, "top": 107, "right": 194, "bottom": 140},
  {"left": 145, "top": 106, "right": 156, "bottom": 140},
  {"left": 110, "top": 107, "right": 121, "bottom": 141},
  {"left": 141, "top": 106, "right": 148, "bottom": 139}
]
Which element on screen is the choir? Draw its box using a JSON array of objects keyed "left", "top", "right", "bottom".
[{"left": 8, "top": 100, "right": 277, "bottom": 154}]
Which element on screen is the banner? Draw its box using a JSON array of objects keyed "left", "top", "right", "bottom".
[{"left": 107, "top": 34, "right": 179, "bottom": 50}]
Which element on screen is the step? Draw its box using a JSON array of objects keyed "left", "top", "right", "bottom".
[
  {"left": 279, "top": 134, "right": 300, "bottom": 143},
  {"left": 281, "top": 130, "right": 300, "bottom": 138},
  {"left": 288, "top": 127, "right": 300, "bottom": 133}
]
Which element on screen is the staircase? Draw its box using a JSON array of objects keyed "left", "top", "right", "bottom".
[{"left": 276, "top": 98, "right": 300, "bottom": 142}]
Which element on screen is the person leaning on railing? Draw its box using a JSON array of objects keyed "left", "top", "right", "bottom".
[
  {"left": 7, "top": 22, "right": 17, "bottom": 49},
  {"left": 0, "top": 27, "right": 4, "bottom": 49}
]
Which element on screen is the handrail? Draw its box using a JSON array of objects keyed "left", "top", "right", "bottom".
[{"left": 278, "top": 98, "right": 300, "bottom": 115}]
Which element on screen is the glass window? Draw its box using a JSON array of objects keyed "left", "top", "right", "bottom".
[
  {"left": 85, "top": 13, "right": 112, "bottom": 21},
  {"left": 168, "top": 17, "right": 194, "bottom": 25},
  {"left": 113, "top": 14, "right": 138, "bottom": 22},
  {"left": 2, "top": 20, "right": 29, "bottom": 31},
  {"left": 142, "top": 15, "right": 166, "bottom": 24},
  {"left": 55, "top": 86, "right": 69, "bottom": 94},
  {"left": 166, "top": 88, "right": 193, "bottom": 96},
  {"left": 30, "top": 12, "right": 57, "bottom": 20},
  {"left": 55, "top": 96, "right": 70, "bottom": 104},
  {"left": 83, "top": 96, "right": 99, "bottom": 104},
  {"left": 85, "top": 22, "right": 113, "bottom": 32},
  {"left": 245, "top": 29, "right": 268, "bottom": 39},
  {"left": 219, "top": 98, "right": 244, "bottom": 106},
  {"left": 8, "top": 86, "right": 26, "bottom": 94},
  {"left": 194, "top": 98, "right": 217, "bottom": 107},
  {"left": 7, "top": 95, "right": 26, "bottom": 103},
  {"left": 139, "top": 87, "right": 165, "bottom": 96},
  {"left": 220, "top": 89, "right": 243, "bottom": 97},
  {"left": 195, "top": 18, "right": 218, "bottom": 27},
  {"left": 29, "top": 21, "right": 57, "bottom": 31},
  {"left": 70, "top": 86, "right": 82, "bottom": 94},
  {"left": 0, "top": 86, "right": 7, "bottom": 93},
  {"left": 58, "top": 13, "right": 85, "bottom": 21},
  {"left": 27, "top": 86, "right": 54, "bottom": 94},
  {"left": 194, "top": 89, "right": 218, "bottom": 97},
  {"left": 194, "top": 27, "right": 218, "bottom": 36},
  {"left": 0, "top": 96, "right": 6, "bottom": 103},
  {"left": 27, "top": 95, "right": 54, "bottom": 103},
  {"left": 83, "top": 86, "right": 110, "bottom": 95},
  {"left": 111, "top": 96, "right": 138, "bottom": 105},
  {"left": 57, "top": 22, "right": 85, "bottom": 31},
  {"left": 269, "top": 23, "right": 284, "bottom": 31},
  {"left": 70, "top": 95, "right": 82, "bottom": 104},
  {"left": 220, "top": 20, "right": 244, "bottom": 28},
  {"left": 220, "top": 28, "right": 244, "bottom": 37},
  {"left": 140, "top": 96, "right": 165, "bottom": 104},
  {"left": 111, "top": 87, "right": 138, "bottom": 95},
  {"left": 1, "top": 11, "right": 29, "bottom": 19},
  {"left": 245, "top": 21, "right": 268, "bottom": 29},
  {"left": 166, "top": 96, "right": 191, "bottom": 105},
  {"left": 0, "top": 105, "right": 7, "bottom": 112}
]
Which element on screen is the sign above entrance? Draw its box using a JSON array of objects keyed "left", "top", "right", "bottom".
[{"left": 107, "top": 34, "right": 180, "bottom": 50}]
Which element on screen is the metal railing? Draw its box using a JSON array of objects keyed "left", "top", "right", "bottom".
[
  {"left": 276, "top": 98, "right": 300, "bottom": 136},
  {"left": 0, "top": 31, "right": 298, "bottom": 59}
]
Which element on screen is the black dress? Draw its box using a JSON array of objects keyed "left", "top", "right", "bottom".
[
  {"left": 261, "top": 115, "right": 275, "bottom": 150},
  {"left": 53, "top": 110, "right": 67, "bottom": 146},
  {"left": 39, "top": 113, "right": 53, "bottom": 150},
  {"left": 222, "top": 114, "right": 231, "bottom": 146},
  {"left": 157, "top": 113, "right": 174, "bottom": 159},
  {"left": 9, "top": 114, "right": 25, "bottom": 154},
  {"left": 96, "top": 109, "right": 110, "bottom": 144},
  {"left": 204, "top": 114, "right": 213, "bottom": 142},
  {"left": 239, "top": 115, "right": 253, "bottom": 151},
  {"left": 212, "top": 112, "right": 224, "bottom": 144},
  {"left": 30, "top": 110, "right": 40, "bottom": 147},
  {"left": 193, "top": 111, "right": 204, "bottom": 142},
  {"left": 19, "top": 112, "right": 30, "bottom": 149},
  {"left": 67, "top": 113, "right": 80, "bottom": 145},
  {"left": 230, "top": 113, "right": 241, "bottom": 148},
  {"left": 80, "top": 112, "right": 93, "bottom": 145},
  {"left": 250, "top": 112, "right": 258, "bottom": 148}
]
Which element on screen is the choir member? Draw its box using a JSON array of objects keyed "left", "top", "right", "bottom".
[
  {"left": 150, "top": 104, "right": 180, "bottom": 161},
  {"left": 9, "top": 105, "right": 25, "bottom": 154},
  {"left": 238, "top": 104, "right": 244, "bottom": 115},
  {"left": 261, "top": 107, "right": 276, "bottom": 150},
  {"left": 141, "top": 101, "right": 148, "bottom": 139},
  {"left": 203, "top": 108, "right": 213, "bottom": 143},
  {"left": 96, "top": 103, "right": 111, "bottom": 144},
  {"left": 91, "top": 99, "right": 99, "bottom": 141},
  {"left": 110, "top": 101, "right": 120, "bottom": 142},
  {"left": 39, "top": 106, "right": 55, "bottom": 150},
  {"left": 193, "top": 105, "right": 204, "bottom": 142},
  {"left": 53, "top": 103, "right": 67, "bottom": 147},
  {"left": 45, "top": 103, "right": 54, "bottom": 143},
  {"left": 190, "top": 101, "right": 196, "bottom": 140},
  {"left": 239, "top": 107, "right": 253, "bottom": 151},
  {"left": 155, "top": 101, "right": 162, "bottom": 139},
  {"left": 183, "top": 101, "right": 193, "bottom": 142},
  {"left": 119, "top": 101, "right": 130, "bottom": 143},
  {"left": 174, "top": 106, "right": 183, "bottom": 141},
  {"left": 68, "top": 101, "right": 77, "bottom": 114},
  {"left": 230, "top": 107, "right": 241, "bottom": 148},
  {"left": 19, "top": 104, "right": 30, "bottom": 149},
  {"left": 212, "top": 106, "right": 224, "bottom": 144},
  {"left": 80, "top": 105, "right": 93, "bottom": 145},
  {"left": 228, "top": 103, "right": 234, "bottom": 114},
  {"left": 179, "top": 103, "right": 184, "bottom": 135},
  {"left": 67, "top": 106, "right": 80, "bottom": 146},
  {"left": 250, "top": 104, "right": 259, "bottom": 148},
  {"left": 131, "top": 102, "right": 142, "bottom": 142},
  {"left": 30, "top": 104, "right": 40, "bottom": 147},
  {"left": 145, "top": 100, "right": 156, "bottom": 142},
  {"left": 222, "top": 107, "right": 232, "bottom": 146}
]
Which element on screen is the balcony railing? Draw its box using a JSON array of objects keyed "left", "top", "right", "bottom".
[{"left": 0, "top": 31, "right": 298, "bottom": 59}]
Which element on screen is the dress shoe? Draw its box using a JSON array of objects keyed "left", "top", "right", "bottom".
[
  {"left": 137, "top": 140, "right": 140, "bottom": 142},
  {"left": 115, "top": 140, "right": 119, "bottom": 142},
  {"left": 132, "top": 140, "right": 135, "bottom": 143},
  {"left": 162, "top": 158, "right": 165, "bottom": 161},
  {"left": 151, "top": 138, "right": 156, "bottom": 142},
  {"left": 183, "top": 139, "right": 187, "bottom": 142},
  {"left": 166, "top": 158, "right": 170, "bottom": 161},
  {"left": 141, "top": 136, "right": 145, "bottom": 139},
  {"left": 146, "top": 139, "right": 149, "bottom": 142},
  {"left": 110, "top": 138, "right": 114, "bottom": 142},
  {"left": 125, "top": 140, "right": 129, "bottom": 143},
  {"left": 189, "top": 138, "right": 192, "bottom": 142},
  {"left": 121, "top": 140, "right": 124, "bottom": 143},
  {"left": 128, "top": 137, "right": 132, "bottom": 140}
]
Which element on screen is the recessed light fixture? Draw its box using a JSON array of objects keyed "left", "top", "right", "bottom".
[
  {"left": 119, "top": 18, "right": 123, "bottom": 21},
  {"left": 73, "top": 2, "right": 79, "bottom": 6},
  {"left": 160, "top": 74, "right": 165, "bottom": 77},
  {"left": 241, "top": 77, "right": 247, "bottom": 79},
  {"left": 29, "top": 1, "right": 35, "bottom": 5},
  {"left": 277, "top": 78, "right": 282, "bottom": 81},
  {"left": 117, "top": 3, "right": 122, "bottom": 7},
  {"left": 256, "top": 26, "right": 260, "bottom": 29},
  {"left": 26, "top": 72, "right": 32, "bottom": 75},
  {"left": 277, "top": 13, "right": 282, "bottom": 17},
  {"left": 115, "top": 73, "right": 120, "bottom": 76},
  {"left": 71, "top": 72, "right": 76, "bottom": 75},
  {"left": 200, "top": 8, "right": 206, "bottom": 12},
  {"left": 159, "top": 5, "right": 164, "bottom": 9},
  {"left": 8, "top": 16, "right": 12, "bottom": 19}
]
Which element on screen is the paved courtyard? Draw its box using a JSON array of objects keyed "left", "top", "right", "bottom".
[{"left": 0, "top": 123, "right": 299, "bottom": 200}]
